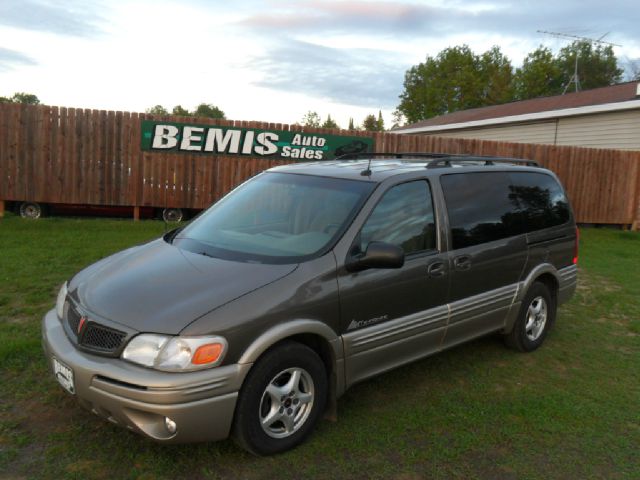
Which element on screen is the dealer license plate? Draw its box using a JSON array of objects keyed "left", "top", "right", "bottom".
[{"left": 53, "top": 357, "right": 75, "bottom": 395}]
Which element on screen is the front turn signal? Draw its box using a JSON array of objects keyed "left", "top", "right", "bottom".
[{"left": 192, "top": 343, "right": 224, "bottom": 365}]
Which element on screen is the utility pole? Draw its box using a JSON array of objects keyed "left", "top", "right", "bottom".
[{"left": 537, "top": 30, "right": 622, "bottom": 94}]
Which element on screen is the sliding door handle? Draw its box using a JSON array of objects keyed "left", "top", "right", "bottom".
[
  {"left": 427, "top": 261, "right": 445, "bottom": 278},
  {"left": 453, "top": 255, "right": 471, "bottom": 271}
]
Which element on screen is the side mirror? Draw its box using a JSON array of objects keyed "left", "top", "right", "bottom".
[{"left": 347, "top": 241, "right": 405, "bottom": 272}]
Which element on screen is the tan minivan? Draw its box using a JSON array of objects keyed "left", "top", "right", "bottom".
[{"left": 43, "top": 154, "right": 578, "bottom": 454}]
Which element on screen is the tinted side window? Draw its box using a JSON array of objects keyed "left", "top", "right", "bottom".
[
  {"left": 359, "top": 181, "right": 436, "bottom": 255},
  {"left": 508, "top": 172, "right": 571, "bottom": 231},
  {"left": 441, "top": 172, "right": 523, "bottom": 249}
]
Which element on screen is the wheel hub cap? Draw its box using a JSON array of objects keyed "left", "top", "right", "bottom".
[
  {"left": 259, "top": 367, "right": 315, "bottom": 439},
  {"left": 524, "top": 296, "right": 548, "bottom": 341}
]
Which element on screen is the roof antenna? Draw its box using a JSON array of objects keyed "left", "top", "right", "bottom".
[{"left": 361, "top": 157, "right": 373, "bottom": 176}]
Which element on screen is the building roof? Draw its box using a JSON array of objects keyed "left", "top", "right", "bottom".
[{"left": 395, "top": 81, "right": 640, "bottom": 134}]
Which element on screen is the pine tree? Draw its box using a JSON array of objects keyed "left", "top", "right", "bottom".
[{"left": 376, "top": 110, "right": 385, "bottom": 131}]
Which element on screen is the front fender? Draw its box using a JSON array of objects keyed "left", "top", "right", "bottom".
[
  {"left": 237, "top": 319, "right": 342, "bottom": 365},
  {"left": 237, "top": 319, "right": 346, "bottom": 409}
]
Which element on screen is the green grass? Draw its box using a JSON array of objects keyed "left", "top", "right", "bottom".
[{"left": 1, "top": 214, "right": 639, "bottom": 479}]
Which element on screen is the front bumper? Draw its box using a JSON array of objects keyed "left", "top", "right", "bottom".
[{"left": 41, "top": 309, "right": 251, "bottom": 443}]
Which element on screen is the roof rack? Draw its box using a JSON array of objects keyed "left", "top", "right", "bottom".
[
  {"left": 335, "top": 152, "right": 459, "bottom": 161},
  {"left": 334, "top": 151, "right": 540, "bottom": 172},
  {"left": 425, "top": 157, "right": 540, "bottom": 168}
]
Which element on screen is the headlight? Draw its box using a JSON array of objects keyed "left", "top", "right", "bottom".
[
  {"left": 122, "top": 334, "right": 227, "bottom": 372},
  {"left": 55, "top": 282, "right": 68, "bottom": 320}
]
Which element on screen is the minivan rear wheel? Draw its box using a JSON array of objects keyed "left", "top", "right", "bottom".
[
  {"left": 232, "top": 341, "right": 327, "bottom": 455},
  {"left": 505, "top": 281, "right": 555, "bottom": 352}
]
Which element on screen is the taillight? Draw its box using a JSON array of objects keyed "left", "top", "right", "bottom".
[{"left": 573, "top": 227, "right": 579, "bottom": 265}]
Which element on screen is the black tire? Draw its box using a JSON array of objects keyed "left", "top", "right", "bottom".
[
  {"left": 233, "top": 341, "right": 328, "bottom": 455},
  {"left": 505, "top": 281, "right": 556, "bottom": 352},
  {"left": 18, "top": 202, "right": 44, "bottom": 219},
  {"left": 162, "top": 208, "right": 183, "bottom": 223}
]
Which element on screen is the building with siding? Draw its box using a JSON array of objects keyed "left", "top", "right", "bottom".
[{"left": 394, "top": 82, "right": 640, "bottom": 150}]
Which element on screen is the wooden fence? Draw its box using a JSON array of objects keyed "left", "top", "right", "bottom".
[{"left": 1, "top": 103, "right": 639, "bottom": 228}]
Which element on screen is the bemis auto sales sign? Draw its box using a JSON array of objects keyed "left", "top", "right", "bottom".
[{"left": 141, "top": 120, "right": 374, "bottom": 160}]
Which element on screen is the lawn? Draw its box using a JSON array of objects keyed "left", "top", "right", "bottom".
[{"left": 0, "top": 214, "right": 638, "bottom": 479}]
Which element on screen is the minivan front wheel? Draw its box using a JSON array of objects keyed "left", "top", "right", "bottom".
[
  {"left": 233, "top": 341, "right": 327, "bottom": 455},
  {"left": 505, "top": 282, "right": 556, "bottom": 352}
]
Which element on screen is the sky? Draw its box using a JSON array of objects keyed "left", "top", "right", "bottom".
[{"left": 1, "top": 0, "right": 639, "bottom": 128}]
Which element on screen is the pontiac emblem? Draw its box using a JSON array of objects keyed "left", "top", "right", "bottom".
[{"left": 77, "top": 316, "right": 87, "bottom": 334}]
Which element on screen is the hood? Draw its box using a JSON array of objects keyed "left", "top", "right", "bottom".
[{"left": 69, "top": 239, "right": 297, "bottom": 334}]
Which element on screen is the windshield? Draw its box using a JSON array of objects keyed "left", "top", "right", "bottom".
[{"left": 174, "top": 172, "right": 375, "bottom": 263}]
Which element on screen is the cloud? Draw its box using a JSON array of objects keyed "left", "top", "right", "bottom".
[
  {"left": 0, "top": 47, "right": 36, "bottom": 72},
  {"left": 248, "top": 40, "right": 406, "bottom": 108},
  {"left": 238, "top": 0, "right": 639, "bottom": 44},
  {"left": 237, "top": 0, "right": 640, "bottom": 112},
  {"left": 0, "top": 0, "right": 104, "bottom": 37},
  {"left": 239, "top": 1, "right": 452, "bottom": 37}
]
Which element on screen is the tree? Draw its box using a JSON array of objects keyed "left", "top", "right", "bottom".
[
  {"left": 0, "top": 92, "right": 41, "bottom": 104},
  {"left": 11, "top": 92, "right": 40, "bottom": 104},
  {"left": 362, "top": 114, "right": 379, "bottom": 131},
  {"left": 626, "top": 59, "right": 640, "bottom": 81},
  {"left": 396, "top": 42, "right": 626, "bottom": 123},
  {"left": 397, "top": 45, "right": 513, "bottom": 123},
  {"left": 172, "top": 105, "right": 191, "bottom": 116},
  {"left": 301, "top": 111, "right": 321, "bottom": 128},
  {"left": 321, "top": 114, "right": 339, "bottom": 129},
  {"left": 348, "top": 118, "right": 356, "bottom": 130},
  {"left": 391, "top": 110, "right": 405, "bottom": 129},
  {"left": 376, "top": 110, "right": 385, "bottom": 131},
  {"left": 556, "top": 41, "right": 623, "bottom": 92},
  {"left": 513, "top": 46, "right": 563, "bottom": 100},
  {"left": 478, "top": 46, "right": 514, "bottom": 104},
  {"left": 146, "top": 105, "right": 169, "bottom": 115},
  {"left": 193, "top": 103, "right": 225, "bottom": 119}
]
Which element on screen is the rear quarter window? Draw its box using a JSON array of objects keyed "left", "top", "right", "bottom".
[{"left": 507, "top": 172, "right": 571, "bottom": 231}]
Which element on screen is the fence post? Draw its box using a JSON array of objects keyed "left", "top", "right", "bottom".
[
  {"left": 632, "top": 158, "right": 640, "bottom": 231},
  {"left": 133, "top": 206, "right": 140, "bottom": 221},
  {"left": 0, "top": 200, "right": 4, "bottom": 218}
]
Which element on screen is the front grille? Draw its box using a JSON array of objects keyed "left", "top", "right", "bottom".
[
  {"left": 66, "top": 303, "right": 82, "bottom": 339},
  {"left": 82, "top": 323, "right": 126, "bottom": 352},
  {"left": 64, "top": 302, "right": 127, "bottom": 355}
]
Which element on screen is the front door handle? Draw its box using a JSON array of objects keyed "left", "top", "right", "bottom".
[
  {"left": 427, "top": 261, "right": 445, "bottom": 278},
  {"left": 453, "top": 255, "right": 471, "bottom": 271}
]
